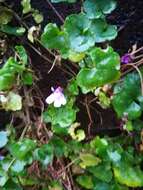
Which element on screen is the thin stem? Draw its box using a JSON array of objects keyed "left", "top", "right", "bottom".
[
  {"left": 27, "top": 42, "right": 53, "bottom": 63},
  {"left": 133, "top": 55, "right": 143, "bottom": 60},
  {"left": 122, "top": 58, "right": 143, "bottom": 77},
  {"left": 45, "top": 0, "right": 64, "bottom": 23},
  {"left": 57, "top": 157, "right": 80, "bottom": 177},
  {"left": 131, "top": 46, "right": 143, "bottom": 55}
]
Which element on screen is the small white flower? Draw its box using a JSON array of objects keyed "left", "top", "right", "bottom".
[
  {"left": 45, "top": 87, "right": 67, "bottom": 108},
  {"left": 0, "top": 94, "right": 7, "bottom": 103}
]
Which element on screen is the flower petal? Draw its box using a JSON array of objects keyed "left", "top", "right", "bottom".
[
  {"left": 45, "top": 93, "right": 55, "bottom": 104},
  {"left": 54, "top": 99, "right": 62, "bottom": 107},
  {"left": 60, "top": 95, "right": 67, "bottom": 105}
]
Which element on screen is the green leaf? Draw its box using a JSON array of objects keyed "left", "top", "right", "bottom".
[
  {"left": 0, "top": 73, "right": 15, "bottom": 91},
  {"left": 9, "top": 138, "right": 36, "bottom": 160},
  {"left": 80, "top": 153, "right": 101, "bottom": 168},
  {"left": 68, "top": 50, "right": 85, "bottom": 62},
  {"left": 0, "top": 56, "right": 26, "bottom": 91},
  {"left": 0, "top": 25, "right": 25, "bottom": 36},
  {"left": 11, "top": 160, "right": 26, "bottom": 173},
  {"left": 68, "top": 123, "right": 85, "bottom": 142},
  {"left": 112, "top": 72, "right": 142, "bottom": 119},
  {"left": 107, "top": 150, "right": 121, "bottom": 163},
  {"left": 77, "top": 46, "right": 120, "bottom": 92},
  {"left": 113, "top": 162, "right": 143, "bottom": 187},
  {"left": 0, "top": 6, "right": 13, "bottom": 25},
  {"left": 22, "top": 72, "right": 33, "bottom": 85},
  {"left": 91, "top": 19, "right": 117, "bottom": 43},
  {"left": 21, "top": 0, "right": 32, "bottom": 14},
  {"left": 34, "top": 144, "right": 53, "bottom": 166},
  {"left": 84, "top": 0, "right": 117, "bottom": 19},
  {"left": 64, "top": 13, "right": 95, "bottom": 52},
  {"left": 48, "top": 181, "right": 63, "bottom": 190},
  {"left": 15, "top": 46, "right": 28, "bottom": 65},
  {"left": 0, "top": 170, "right": 8, "bottom": 187},
  {"left": 49, "top": 137, "right": 68, "bottom": 157},
  {"left": 98, "top": 91, "right": 111, "bottom": 108},
  {"left": 90, "top": 136, "right": 108, "bottom": 157},
  {"left": 2, "top": 92, "right": 22, "bottom": 111},
  {"left": 1, "top": 179, "right": 22, "bottom": 190},
  {"left": 0, "top": 131, "right": 8, "bottom": 148},
  {"left": 88, "top": 162, "right": 113, "bottom": 182},
  {"left": 67, "top": 79, "right": 79, "bottom": 96},
  {"left": 76, "top": 175, "right": 94, "bottom": 189},
  {"left": 32, "top": 10, "right": 43, "bottom": 24},
  {"left": 41, "top": 23, "right": 69, "bottom": 54},
  {"left": 123, "top": 121, "right": 133, "bottom": 132},
  {"left": 43, "top": 102, "right": 77, "bottom": 128}
]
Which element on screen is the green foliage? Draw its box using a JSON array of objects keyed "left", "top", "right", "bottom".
[
  {"left": 41, "top": 23, "right": 69, "bottom": 54},
  {"left": 0, "top": 25, "right": 25, "bottom": 36},
  {"left": 76, "top": 175, "right": 94, "bottom": 189},
  {"left": 91, "top": 19, "right": 117, "bottom": 43},
  {"left": 1, "top": 92, "right": 22, "bottom": 111},
  {"left": 0, "top": 131, "right": 8, "bottom": 148},
  {"left": 43, "top": 100, "right": 77, "bottom": 128},
  {"left": 64, "top": 13, "right": 95, "bottom": 52},
  {"left": 113, "top": 163, "right": 143, "bottom": 187},
  {"left": 0, "top": 6, "right": 13, "bottom": 25},
  {"left": 9, "top": 138, "right": 36, "bottom": 160},
  {"left": 34, "top": 144, "right": 53, "bottom": 166},
  {"left": 77, "top": 46, "right": 120, "bottom": 92},
  {"left": 112, "top": 72, "right": 142, "bottom": 119},
  {"left": 21, "top": 0, "right": 32, "bottom": 14},
  {"left": 0, "top": 46, "right": 32, "bottom": 91},
  {"left": 84, "top": 0, "right": 117, "bottom": 19}
]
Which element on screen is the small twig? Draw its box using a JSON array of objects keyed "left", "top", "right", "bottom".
[
  {"left": 122, "top": 58, "right": 143, "bottom": 77},
  {"left": 57, "top": 157, "right": 80, "bottom": 178},
  {"left": 27, "top": 42, "right": 53, "bottom": 64},
  {"left": 131, "top": 46, "right": 143, "bottom": 55},
  {"left": 64, "top": 63, "right": 76, "bottom": 76},
  {"left": 48, "top": 56, "right": 57, "bottom": 73},
  {"left": 85, "top": 97, "right": 93, "bottom": 137},
  {"left": 133, "top": 54, "right": 143, "bottom": 60},
  {"left": 45, "top": 0, "right": 64, "bottom": 23}
]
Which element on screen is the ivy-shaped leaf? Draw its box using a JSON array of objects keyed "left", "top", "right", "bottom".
[
  {"left": 33, "top": 144, "right": 53, "bottom": 166},
  {"left": 113, "top": 162, "right": 143, "bottom": 187},
  {"left": 41, "top": 23, "right": 69, "bottom": 54},
  {"left": 43, "top": 101, "right": 77, "bottom": 128},
  {"left": 112, "top": 72, "right": 142, "bottom": 120},
  {"left": 91, "top": 19, "right": 117, "bottom": 43},
  {"left": 9, "top": 138, "right": 36, "bottom": 160},
  {"left": 76, "top": 175, "right": 94, "bottom": 189},
  {"left": 64, "top": 13, "right": 95, "bottom": 52},
  {"left": 84, "top": 0, "right": 117, "bottom": 19},
  {"left": 88, "top": 162, "right": 113, "bottom": 183},
  {"left": 77, "top": 46, "right": 120, "bottom": 93}
]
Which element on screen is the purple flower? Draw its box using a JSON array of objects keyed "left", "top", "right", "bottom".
[
  {"left": 46, "top": 87, "right": 67, "bottom": 108},
  {"left": 0, "top": 155, "right": 4, "bottom": 161},
  {"left": 121, "top": 53, "right": 133, "bottom": 64}
]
